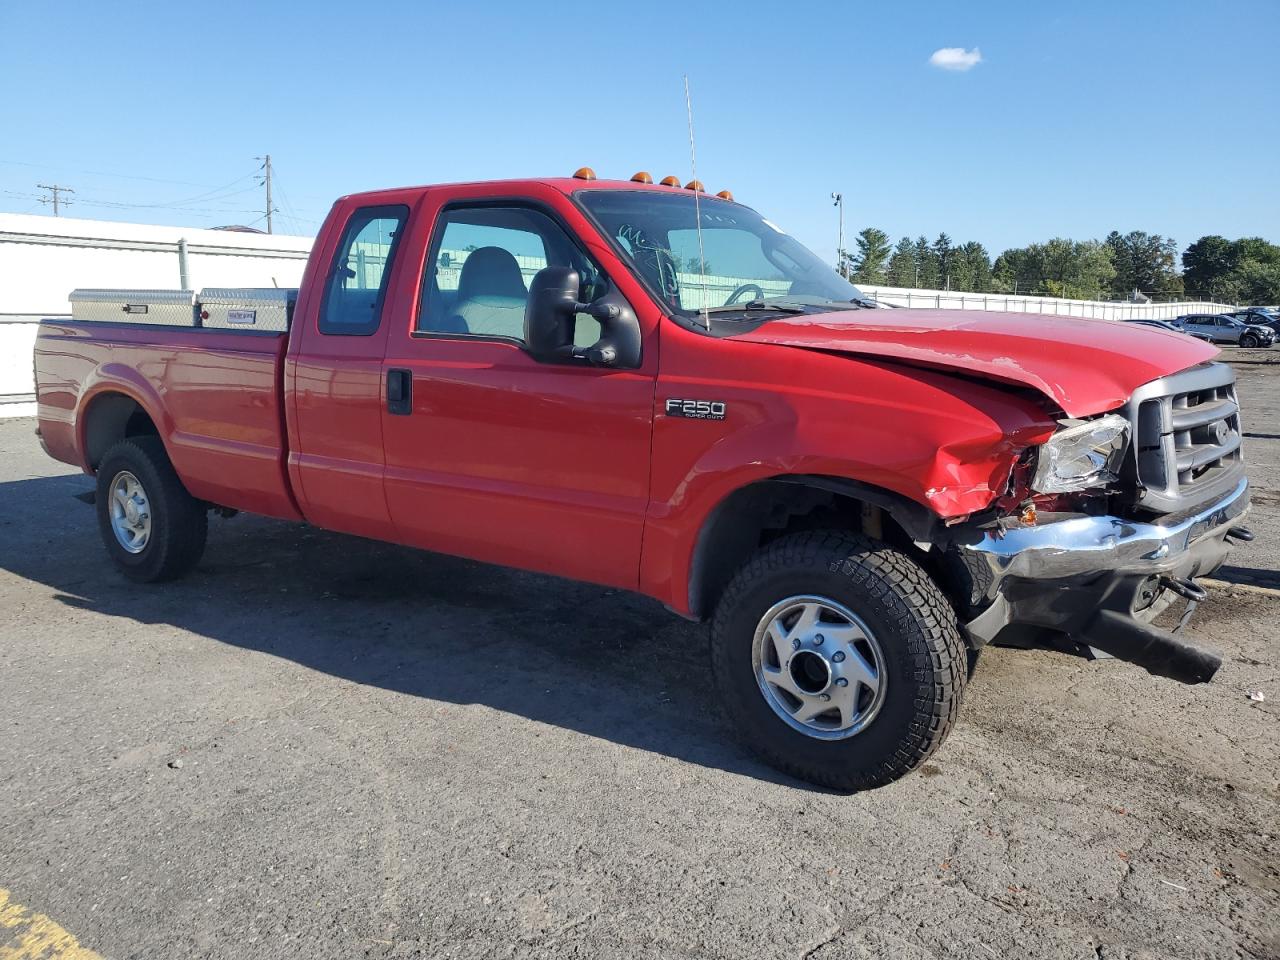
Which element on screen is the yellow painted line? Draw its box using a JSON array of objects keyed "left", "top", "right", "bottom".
[{"left": 0, "top": 888, "right": 102, "bottom": 960}]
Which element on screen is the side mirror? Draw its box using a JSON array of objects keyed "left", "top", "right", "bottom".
[
  {"left": 524, "top": 266, "right": 581, "bottom": 363},
  {"left": 524, "top": 266, "right": 642, "bottom": 368}
]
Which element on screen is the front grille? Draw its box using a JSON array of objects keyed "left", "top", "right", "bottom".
[{"left": 1122, "top": 362, "right": 1244, "bottom": 514}]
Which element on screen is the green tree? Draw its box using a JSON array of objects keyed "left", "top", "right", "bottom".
[
  {"left": 1183, "top": 235, "right": 1280, "bottom": 303},
  {"left": 1105, "top": 230, "right": 1181, "bottom": 298},
  {"left": 993, "top": 239, "right": 1115, "bottom": 300},
  {"left": 849, "top": 227, "right": 891, "bottom": 284},
  {"left": 951, "top": 241, "right": 993, "bottom": 293},
  {"left": 1233, "top": 237, "right": 1280, "bottom": 266},
  {"left": 914, "top": 235, "right": 939, "bottom": 289},
  {"left": 885, "top": 236, "right": 916, "bottom": 287},
  {"left": 932, "top": 233, "right": 954, "bottom": 289},
  {"left": 1236, "top": 258, "right": 1280, "bottom": 304},
  {"left": 992, "top": 247, "right": 1037, "bottom": 295},
  {"left": 1182, "top": 235, "right": 1235, "bottom": 298}
]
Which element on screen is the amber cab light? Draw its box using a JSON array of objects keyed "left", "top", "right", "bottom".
[
  {"left": 630, "top": 171, "right": 653, "bottom": 184},
  {"left": 572, "top": 167, "right": 597, "bottom": 181},
  {"left": 716, "top": 189, "right": 734, "bottom": 201},
  {"left": 659, "top": 175, "right": 681, "bottom": 187},
  {"left": 685, "top": 180, "right": 705, "bottom": 192}
]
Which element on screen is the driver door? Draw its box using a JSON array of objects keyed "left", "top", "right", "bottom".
[{"left": 379, "top": 194, "right": 657, "bottom": 590}]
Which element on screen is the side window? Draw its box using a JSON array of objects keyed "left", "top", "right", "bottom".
[
  {"left": 319, "top": 205, "right": 408, "bottom": 336},
  {"left": 418, "top": 205, "right": 606, "bottom": 347}
]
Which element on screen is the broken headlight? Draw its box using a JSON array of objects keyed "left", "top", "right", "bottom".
[{"left": 1030, "top": 413, "right": 1129, "bottom": 494}]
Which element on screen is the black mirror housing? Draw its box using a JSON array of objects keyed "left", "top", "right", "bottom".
[
  {"left": 524, "top": 266, "right": 642, "bottom": 369},
  {"left": 524, "top": 266, "right": 581, "bottom": 363}
]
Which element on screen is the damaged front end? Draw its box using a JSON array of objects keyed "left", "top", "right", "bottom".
[{"left": 940, "top": 361, "right": 1252, "bottom": 685}]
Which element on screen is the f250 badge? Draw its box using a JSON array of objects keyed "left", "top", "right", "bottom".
[{"left": 665, "top": 398, "right": 727, "bottom": 421}]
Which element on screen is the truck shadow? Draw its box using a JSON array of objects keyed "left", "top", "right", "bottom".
[{"left": 0, "top": 473, "right": 813, "bottom": 789}]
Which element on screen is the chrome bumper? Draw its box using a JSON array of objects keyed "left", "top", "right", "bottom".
[{"left": 959, "top": 477, "right": 1250, "bottom": 590}]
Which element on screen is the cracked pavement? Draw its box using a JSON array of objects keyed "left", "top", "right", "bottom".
[{"left": 1, "top": 353, "right": 1278, "bottom": 959}]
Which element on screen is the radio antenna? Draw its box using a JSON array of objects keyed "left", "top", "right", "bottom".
[{"left": 683, "top": 75, "right": 710, "bottom": 331}]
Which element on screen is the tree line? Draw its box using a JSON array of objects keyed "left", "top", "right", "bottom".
[{"left": 841, "top": 228, "right": 1280, "bottom": 305}]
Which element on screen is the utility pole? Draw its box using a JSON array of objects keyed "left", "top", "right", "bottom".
[
  {"left": 831, "top": 192, "right": 844, "bottom": 276},
  {"left": 37, "top": 183, "right": 74, "bottom": 216},
  {"left": 255, "top": 155, "right": 277, "bottom": 233}
]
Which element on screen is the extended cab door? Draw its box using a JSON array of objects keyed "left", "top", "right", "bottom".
[
  {"left": 378, "top": 186, "right": 658, "bottom": 589},
  {"left": 286, "top": 198, "right": 415, "bottom": 540}
]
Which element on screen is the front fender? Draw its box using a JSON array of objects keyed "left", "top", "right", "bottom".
[{"left": 639, "top": 331, "right": 1056, "bottom": 615}]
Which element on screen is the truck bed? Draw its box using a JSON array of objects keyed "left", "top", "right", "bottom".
[{"left": 35, "top": 319, "right": 301, "bottom": 521}]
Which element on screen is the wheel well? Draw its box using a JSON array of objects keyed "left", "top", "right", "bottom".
[
  {"left": 687, "top": 476, "right": 946, "bottom": 621},
  {"left": 83, "top": 393, "right": 159, "bottom": 471}
]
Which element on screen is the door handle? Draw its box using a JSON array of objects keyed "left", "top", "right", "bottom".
[{"left": 386, "top": 368, "right": 412, "bottom": 415}]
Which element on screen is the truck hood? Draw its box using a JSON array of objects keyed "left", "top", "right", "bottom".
[{"left": 732, "top": 308, "right": 1220, "bottom": 417}]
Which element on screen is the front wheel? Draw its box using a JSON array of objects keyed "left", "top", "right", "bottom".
[
  {"left": 1240, "top": 334, "right": 1259, "bottom": 348},
  {"left": 96, "top": 437, "right": 208, "bottom": 582},
  {"left": 710, "top": 531, "right": 968, "bottom": 791}
]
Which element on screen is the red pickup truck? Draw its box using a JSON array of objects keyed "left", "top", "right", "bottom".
[{"left": 34, "top": 171, "right": 1252, "bottom": 790}]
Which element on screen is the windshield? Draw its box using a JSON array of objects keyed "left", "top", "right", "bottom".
[{"left": 575, "top": 190, "right": 864, "bottom": 315}]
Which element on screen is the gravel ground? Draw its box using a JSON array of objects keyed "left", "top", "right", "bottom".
[{"left": 1, "top": 354, "right": 1278, "bottom": 960}]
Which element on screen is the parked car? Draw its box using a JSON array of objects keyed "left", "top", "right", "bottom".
[
  {"left": 1226, "top": 307, "right": 1280, "bottom": 334},
  {"left": 1176, "top": 313, "right": 1276, "bottom": 348},
  {"left": 33, "top": 170, "right": 1252, "bottom": 791}
]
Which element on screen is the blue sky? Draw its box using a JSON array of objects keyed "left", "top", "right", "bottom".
[{"left": 2, "top": 0, "right": 1276, "bottom": 263}]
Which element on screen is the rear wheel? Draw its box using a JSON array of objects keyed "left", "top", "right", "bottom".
[
  {"left": 96, "top": 437, "right": 207, "bottom": 582},
  {"left": 710, "top": 531, "right": 967, "bottom": 791}
]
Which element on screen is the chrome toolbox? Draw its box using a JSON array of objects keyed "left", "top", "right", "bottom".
[
  {"left": 70, "top": 289, "right": 197, "bottom": 326},
  {"left": 197, "top": 288, "right": 296, "bottom": 332}
]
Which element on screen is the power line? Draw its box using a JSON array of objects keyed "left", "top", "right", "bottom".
[
  {"left": 268, "top": 160, "right": 320, "bottom": 234},
  {"left": 117, "top": 171, "right": 260, "bottom": 209},
  {"left": 37, "top": 183, "right": 74, "bottom": 216}
]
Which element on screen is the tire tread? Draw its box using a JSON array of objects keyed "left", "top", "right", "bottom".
[
  {"left": 96, "top": 436, "right": 207, "bottom": 582},
  {"left": 710, "top": 530, "right": 967, "bottom": 791}
]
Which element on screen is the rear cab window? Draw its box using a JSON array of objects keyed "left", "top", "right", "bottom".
[{"left": 320, "top": 205, "right": 409, "bottom": 336}]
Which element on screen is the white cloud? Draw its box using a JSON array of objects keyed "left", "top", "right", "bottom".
[{"left": 929, "top": 47, "right": 983, "bottom": 71}]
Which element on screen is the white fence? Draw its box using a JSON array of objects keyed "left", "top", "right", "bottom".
[
  {"left": 857, "top": 284, "right": 1239, "bottom": 322},
  {"left": 1, "top": 212, "right": 312, "bottom": 417}
]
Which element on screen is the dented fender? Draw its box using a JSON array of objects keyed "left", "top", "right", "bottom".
[{"left": 640, "top": 323, "right": 1058, "bottom": 613}]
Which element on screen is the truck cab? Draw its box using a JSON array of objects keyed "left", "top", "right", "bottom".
[{"left": 34, "top": 171, "right": 1253, "bottom": 791}]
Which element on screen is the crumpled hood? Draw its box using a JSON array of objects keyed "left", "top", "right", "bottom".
[{"left": 733, "top": 308, "right": 1220, "bottom": 417}]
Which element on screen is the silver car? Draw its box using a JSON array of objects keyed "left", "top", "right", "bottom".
[{"left": 1176, "top": 313, "right": 1275, "bottom": 348}]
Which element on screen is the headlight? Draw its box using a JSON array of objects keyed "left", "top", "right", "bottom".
[{"left": 1031, "top": 414, "right": 1129, "bottom": 494}]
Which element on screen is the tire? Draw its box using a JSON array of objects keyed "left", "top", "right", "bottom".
[
  {"left": 95, "top": 436, "right": 208, "bottom": 582},
  {"left": 1240, "top": 334, "right": 1258, "bottom": 348},
  {"left": 710, "top": 530, "right": 967, "bottom": 791}
]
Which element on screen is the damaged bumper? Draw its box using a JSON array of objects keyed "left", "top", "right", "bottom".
[{"left": 954, "top": 477, "right": 1251, "bottom": 684}]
